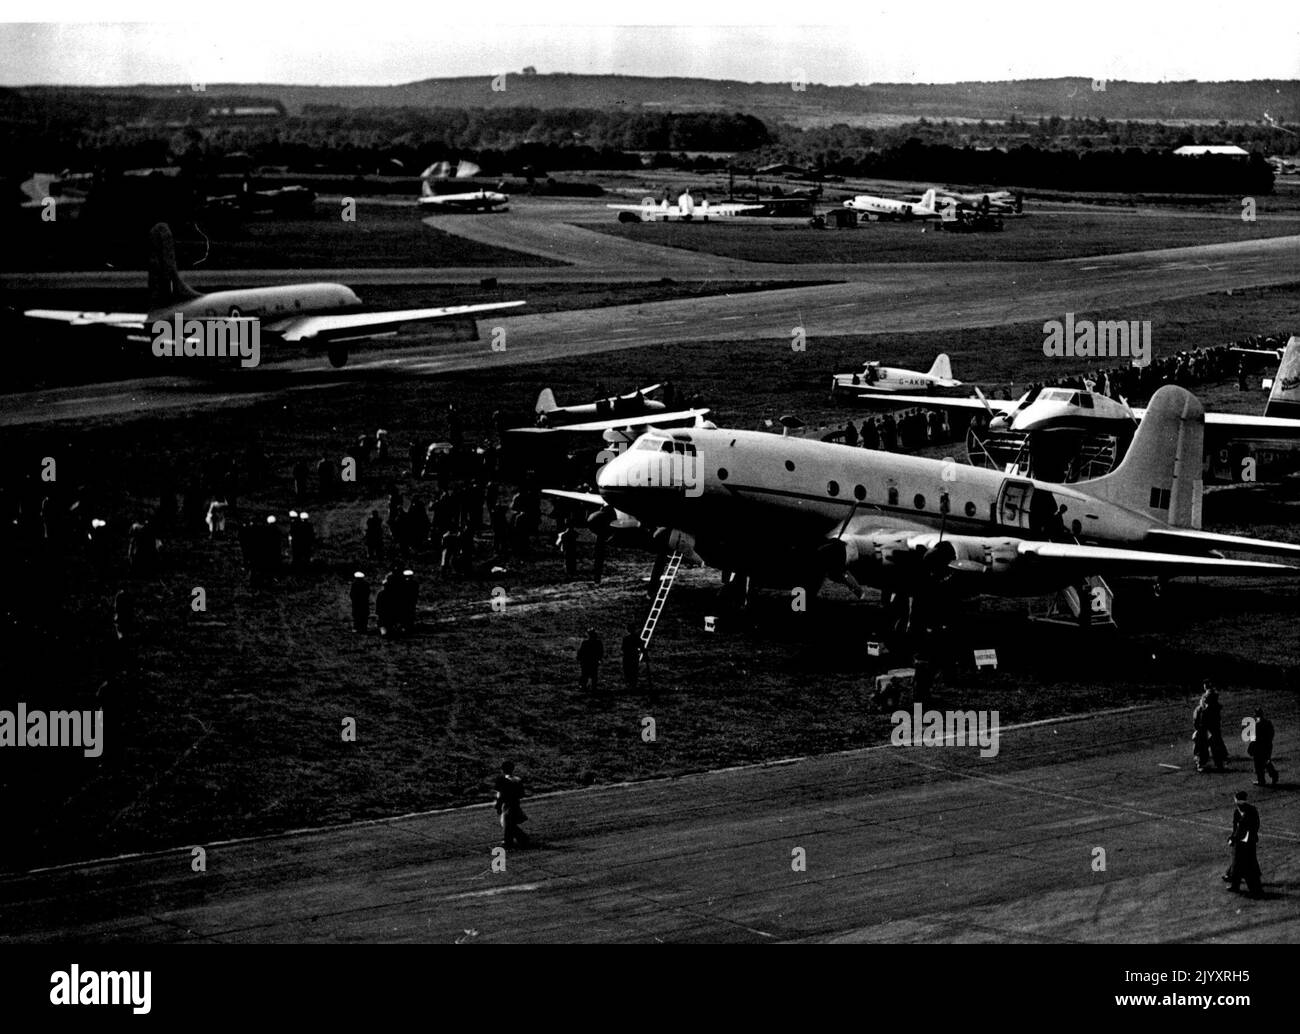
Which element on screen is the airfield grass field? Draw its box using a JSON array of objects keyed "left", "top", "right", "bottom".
[
  {"left": 584, "top": 210, "right": 1300, "bottom": 263},
  {"left": 0, "top": 203, "right": 564, "bottom": 272},
  {"left": 1, "top": 283, "right": 1298, "bottom": 872}
]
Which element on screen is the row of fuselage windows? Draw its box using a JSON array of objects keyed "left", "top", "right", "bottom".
[
  {"left": 712, "top": 460, "right": 982, "bottom": 520},
  {"left": 825, "top": 479, "right": 980, "bottom": 519}
]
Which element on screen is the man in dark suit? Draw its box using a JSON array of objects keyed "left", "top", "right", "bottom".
[
  {"left": 1249, "top": 709, "right": 1279, "bottom": 788},
  {"left": 1223, "top": 790, "right": 1263, "bottom": 897},
  {"left": 493, "top": 761, "right": 530, "bottom": 849}
]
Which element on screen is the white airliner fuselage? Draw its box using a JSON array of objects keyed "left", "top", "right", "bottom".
[
  {"left": 843, "top": 188, "right": 946, "bottom": 221},
  {"left": 23, "top": 223, "right": 524, "bottom": 368},
  {"left": 583, "top": 388, "right": 1298, "bottom": 601}
]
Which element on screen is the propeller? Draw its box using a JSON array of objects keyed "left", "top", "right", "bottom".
[{"left": 816, "top": 501, "right": 866, "bottom": 598}]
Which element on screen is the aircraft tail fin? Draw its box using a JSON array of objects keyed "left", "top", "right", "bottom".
[
  {"left": 147, "top": 223, "right": 200, "bottom": 312},
  {"left": 920, "top": 188, "right": 937, "bottom": 211},
  {"left": 536, "top": 388, "right": 558, "bottom": 414},
  {"left": 926, "top": 353, "right": 954, "bottom": 381},
  {"left": 1076, "top": 385, "right": 1204, "bottom": 529},
  {"left": 1264, "top": 336, "right": 1300, "bottom": 419}
]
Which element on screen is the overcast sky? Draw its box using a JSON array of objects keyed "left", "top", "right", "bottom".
[{"left": 2, "top": 1, "right": 1298, "bottom": 86}]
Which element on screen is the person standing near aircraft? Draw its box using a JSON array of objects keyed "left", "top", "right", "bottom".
[
  {"left": 578, "top": 628, "right": 604, "bottom": 695},
  {"left": 493, "top": 761, "right": 530, "bottom": 849},
  {"left": 1193, "top": 697, "right": 1213, "bottom": 773},
  {"left": 365, "top": 510, "right": 385, "bottom": 561},
  {"left": 1223, "top": 791, "right": 1263, "bottom": 897},
  {"left": 558, "top": 525, "right": 578, "bottom": 580},
  {"left": 1202, "top": 683, "right": 1229, "bottom": 771},
  {"left": 881, "top": 413, "right": 898, "bottom": 451},
  {"left": 588, "top": 506, "right": 614, "bottom": 584},
  {"left": 1249, "top": 708, "right": 1279, "bottom": 787},
  {"left": 621, "top": 626, "right": 641, "bottom": 693}
]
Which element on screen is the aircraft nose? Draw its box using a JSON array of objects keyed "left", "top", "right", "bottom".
[{"left": 596, "top": 452, "right": 627, "bottom": 491}]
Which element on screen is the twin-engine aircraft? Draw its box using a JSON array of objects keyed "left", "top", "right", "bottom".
[
  {"left": 417, "top": 178, "right": 509, "bottom": 213},
  {"left": 928, "top": 189, "right": 1022, "bottom": 215},
  {"left": 607, "top": 190, "right": 762, "bottom": 223},
  {"left": 831, "top": 354, "right": 964, "bottom": 396},
  {"left": 522, "top": 385, "right": 710, "bottom": 433},
  {"left": 22, "top": 223, "right": 524, "bottom": 368},
  {"left": 550, "top": 386, "right": 1298, "bottom": 610},
  {"left": 416, "top": 160, "right": 509, "bottom": 213},
  {"left": 842, "top": 188, "right": 950, "bottom": 222},
  {"left": 839, "top": 339, "right": 1300, "bottom": 483}
]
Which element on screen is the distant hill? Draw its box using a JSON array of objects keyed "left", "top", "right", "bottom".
[{"left": 15, "top": 75, "right": 1299, "bottom": 125}]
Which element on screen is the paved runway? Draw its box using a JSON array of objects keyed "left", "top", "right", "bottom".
[
  {"left": 1, "top": 696, "right": 1294, "bottom": 943},
  {"left": 3, "top": 234, "right": 1298, "bottom": 428}
]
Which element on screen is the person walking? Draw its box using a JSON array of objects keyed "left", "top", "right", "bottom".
[
  {"left": 493, "top": 761, "right": 530, "bottom": 848},
  {"left": 1223, "top": 790, "right": 1263, "bottom": 897}
]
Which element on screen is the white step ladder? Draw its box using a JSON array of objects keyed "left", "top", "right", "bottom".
[
  {"left": 639, "top": 551, "right": 684, "bottom": 658},
  {"left": 1030, "top": 574, "right": 1117, "bottom": 628}
]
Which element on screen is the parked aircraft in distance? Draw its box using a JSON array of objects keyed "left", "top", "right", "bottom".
[
  {"left": 843, "top": 188, "right": 949, "bottom": 222},
  {"left": 928, "top": 188, "right": 1023, "bottom": 215},
  {"left": 207, "top": 175, "right": 316, "bottom": 217},
  {"left": 417, "top": 160, "right": 509, "bottom": 212},
  {"left": 832, "top": 354, "right": 964, "bottom": 396},
  {"left": 21, "top": 223, "right": 524, "bottom": 368},
  {"left": 843, "top": 339, "right": 1300, "bottom": 483},
  {"left": 608, "top": 190, "right": 761, "bottom": 223},
  {"left": 525, "top": 384, "right": 708, "bottom": 430}
]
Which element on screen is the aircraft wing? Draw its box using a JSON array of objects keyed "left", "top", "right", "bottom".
[
  {"left": 542, "top": 490, "right": 606, "bottom": 507},
  {"left": 1142, "top": 528, "right": 1300, "bottom": 559},
  {"left": 522, "top": 408, "right": 710, "bottom": 433},
  {"left": 832, "top": 389, "right": 1011, "bottom": 413},
  {"left": 421, "top": 197, "right": 500, "bottom": 211},
  {"left": 1130, "top": 408, "right": 1300, "bottom": 435},
  {"left": 24, "top": 309, "right": 147, "bottom": 329},
  {"left": 265, "top": 301, "right": 526, "bottom": 342},
  {"left": 1016, "top": 539, "right": 1298, "bottom": 578}
]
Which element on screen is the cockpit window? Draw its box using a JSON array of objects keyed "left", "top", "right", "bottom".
[{"left": 1078, "top": 393, "right": 1093, "bottom": 409}]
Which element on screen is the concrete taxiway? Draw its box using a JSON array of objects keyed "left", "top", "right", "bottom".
[
  {"left": 3, "top": 234, "right": 1297, "bottom": 428},
  {"left": 2, "top": 696, "right": 1295, "bottom": 943}
]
